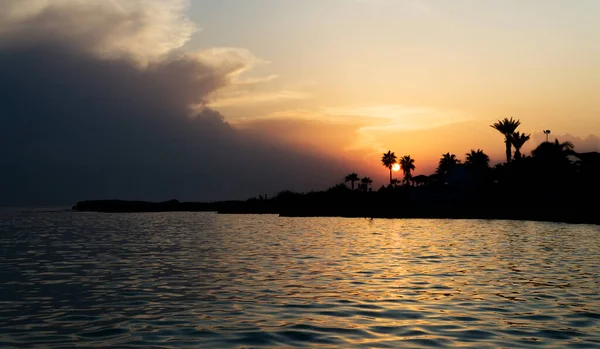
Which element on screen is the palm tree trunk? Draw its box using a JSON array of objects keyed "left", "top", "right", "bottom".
[
  {"left": 389, "top": 168, "right": 392, "bottom": 185},
  {"left": 514, "top": 149, "right": 521, "bottom": 160},
  {"left": 351, "top": 181, "right": 355, "bottom": 190},
  {"left": 505, "top": 137, "right": 512, "bottom": 162}
]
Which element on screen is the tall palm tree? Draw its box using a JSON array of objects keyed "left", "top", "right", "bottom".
[
  {"left": 361, "top": 177, "right": 373, "bottom": 191},
  {"left": 437, "top": 152, "right": 461, "bottom": 176},
  {"left": 344, "top": 173, "right": 360, "bottom": 190},
  {"left": 510, "top": 132, "right": 531, "bottom": 160},
  {"left": 491, "top": 117, "right": 521, "bottom": 163},
  {"left": 381, "top": 150, "right": 398, "bottom": 185},
  {"left": 465, "top": 149, "right": 490, "bottom": 169},
  {"left": 399, "top": 155, "right": 416, "bottom": 186}
]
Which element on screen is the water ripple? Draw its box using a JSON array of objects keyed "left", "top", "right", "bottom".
[{"left": 1, "top": 212, "right": 599, "bottom": 348}]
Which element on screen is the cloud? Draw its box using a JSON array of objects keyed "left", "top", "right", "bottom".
[
  {"left": 233, "top": 110, "right": 371, "bottom": 153},
  {"left": 232, "top": 105, "right": 473, "bottom": 182},
  {"left": 208, "top": 90, "right": 311, "bottom": 108},
  {"left": 236, "top": 104, "right": 469, "bottom": 154},
  {"left": 354, "top": 0, "right": 431, "bottom": 12},
  {"left": 0, "top": 0, "right": 352, "bottom": 205},
  {"left": 529, "top": 132, "right": 600, "bottom": 153},
  {"left": 236, "top": 104, "right": 466, "bottom": 130},
  {"left": 0, "top": 0, "right": 197, "bottom": 65},
  {"left": 323, "top": 104, "right": 467, "bottom": 129}
]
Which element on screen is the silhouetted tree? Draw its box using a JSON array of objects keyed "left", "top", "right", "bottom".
[
  {"left": 381, "top": 150, "right": 398, "bottom": 185},
  {"left": 575, "top": 152, "right": 600, "bottom": 190},
  {"left": 491, "top": 117, "right": 521, "bottom": 162},
  {"left": 437, "top": 152, "right": 461, "bottom": 176},
  {"left": 273, "top": 190, "right": 300, "bottom": 202},
  {"left": 465, "top": 149, "right": 490, "bottom": 171},
  {"left": 465, "top": 149, "right": 491, "bottom": 185},
  {"left": 400, "top": 155, "right": 416, "bottom": 186},
  {"left": 360, "top": 177, "right": 373, "bottom": 191},
  {"left": 512, "top": 139, "right": 577, "bottom": 199},
  {"left": 325, "top": 183, "right": 351, "bottom": 195},
  {"left": 412, "top": 174, "right": 429, "bottom": 186},
  {"left": 531, "top": 139, "right": 575, "bottom": 165},
  {"left": 510, "top": 131, "right": 531, "bottom": 160},
  {"left": 344, "top": 173, "right": 360, "bottom": 190}
]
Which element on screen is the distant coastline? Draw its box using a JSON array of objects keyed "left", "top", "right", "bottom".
[
  {"left": 72, "top": 193, "right": 599, "bottom": 225},
  {"left": 72, "top": 124, "right": 600, "bottom": 226}
]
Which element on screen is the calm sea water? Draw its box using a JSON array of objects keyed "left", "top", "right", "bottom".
[{"left": 1, "top": 211, "right": 599, "bottom": 348}]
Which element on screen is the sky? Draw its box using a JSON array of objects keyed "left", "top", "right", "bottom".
[{"left": 1, "top": 0, "right": 599, "bottom": 205}]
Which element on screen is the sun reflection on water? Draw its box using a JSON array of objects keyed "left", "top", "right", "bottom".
[{"left": 0, "top": 212, "right": 599, "bottom": 348}]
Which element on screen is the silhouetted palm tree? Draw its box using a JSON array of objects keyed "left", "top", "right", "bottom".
[
  {"left": 344, "top": 173, "right": 360, "bottom": 190},
  {"left": 530, "top": 139, "right": 577, "bottom": 184},
  {"left": 381, "top": 150, "right": 398, "bottom": 185},
  {"left": 361, "top": 177, "right": 373, "bottom": 191},
  {"left": 465, "top": 149, "right": 491, "bottom": 184},
  {"left": 400, "top": 155, "right": 416, "bottom": 186},
  {"left": 437, "top": 152, "right": 461, "bottom": 176},
  {"left": 491, "top": 117, "right": 521, "bottom": 163},
  {"left": 532, "top": 139, "right": 575, "bottom": 163},
  {"left": 465, "top": 149, "right": 490, "bottom": 169},
  {"left": 510, "top": 132, "right": 531, "bottom": 160}
]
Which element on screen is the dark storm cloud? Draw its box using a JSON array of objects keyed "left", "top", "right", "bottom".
[{"left": 0, "top": 1, "right": 348, "bottom": 205}]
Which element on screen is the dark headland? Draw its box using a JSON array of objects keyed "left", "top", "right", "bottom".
[
  {"left": 73, "top": 121, "right": 600, "bottom": 226},
  {"left": 72, "top": 187, "right": 599, "bottom": 225},
  {"left": 73, "top": 146, "right": 600, "bottom": 225}
]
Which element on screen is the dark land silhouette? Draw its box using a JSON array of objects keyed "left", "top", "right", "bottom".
[{"left": 73, "top": 119, "right": 600, "bottom": 225}]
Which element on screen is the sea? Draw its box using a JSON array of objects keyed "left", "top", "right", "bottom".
[{"left": 1, "top": 209, "right": 599, "bottom": 348}]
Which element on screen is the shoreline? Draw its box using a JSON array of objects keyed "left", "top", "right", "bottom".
[{"left": 72, "top": 199, "right": 599, "bottom": 225}]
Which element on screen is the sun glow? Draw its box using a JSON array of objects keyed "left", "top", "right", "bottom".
[{"left": 392, "top": 164, "right": 401, "bottom": 172}]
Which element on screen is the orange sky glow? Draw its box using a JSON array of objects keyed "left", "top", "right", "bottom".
[{"left": 181, "top": 0, "right": 600, "bottom": 187}]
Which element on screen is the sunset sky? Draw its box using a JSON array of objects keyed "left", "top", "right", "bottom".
[
  {"left": 191, "top": 0, "right": 600, "bottom": 159},
  {"left": 1, "top": 0, "right": 599, "bottom": 204}
]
